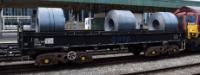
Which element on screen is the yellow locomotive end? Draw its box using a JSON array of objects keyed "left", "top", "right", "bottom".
[{"left": 187, "top": 23, "right": 199, "bottom": 39}]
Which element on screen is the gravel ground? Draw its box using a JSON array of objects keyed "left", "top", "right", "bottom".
[
  {"left": 150, "top": 65, "right": 200, "bottom": 75},
  {"left": 13, "top": 53, "right": 200, "bottom": 75}
]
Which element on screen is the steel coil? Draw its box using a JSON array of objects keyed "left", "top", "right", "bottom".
[
  {"left": 37, "top": 7, "right": 65, "bottom": 32},
  {"left": 51, "top": 8, "right": 65, "bottom": 32},
  {"left": 148, "top": 12, "right": 178, "bottom": 32},
  {"left": 104, "top": 10, "right": 137, "bottom": 31},
  {"left": 37, "top": 8, "right": 52, "bottom": 32}
]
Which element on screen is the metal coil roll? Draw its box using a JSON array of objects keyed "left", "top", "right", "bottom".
[
  {"left": 51, "top": 8, "right": 66, "bottom": 32},
  {"left": 148, "top": 12, "right": 178, "bottom": 32},
  {"left": 37, "top": 7, "right": 65, "bottom": 32},
  {"left": 104, "top": 10, "right": 137, "bottom": 31}
]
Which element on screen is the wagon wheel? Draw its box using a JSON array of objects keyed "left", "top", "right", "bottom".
[
  {"left": 75, "top": 52, "right": 93, "bottom": 64},
  {"left": 144, "top": 46, "right": 161, "bottom": 57},
  {"left": 67, "top": 51, "right": 92, "bottom": 63},
  {"left": 67, "top": 51, "right": 77, "bottom": 61},
  {"left": 35, "top": 54, "right": 58, "bottom": 66},
  {"left": 168, "top": 45, "right": 180, "bottom": 55}
]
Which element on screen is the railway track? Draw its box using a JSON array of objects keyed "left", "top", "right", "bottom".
[
  {"left": 124, "top": 62, "right": 200, "bottom": 75},
  {"left": 0, "top": 55, "right": 144, "bottom": 74},
  {"left": 0, "top": 51, "right": 199, "bottom": 75}
]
